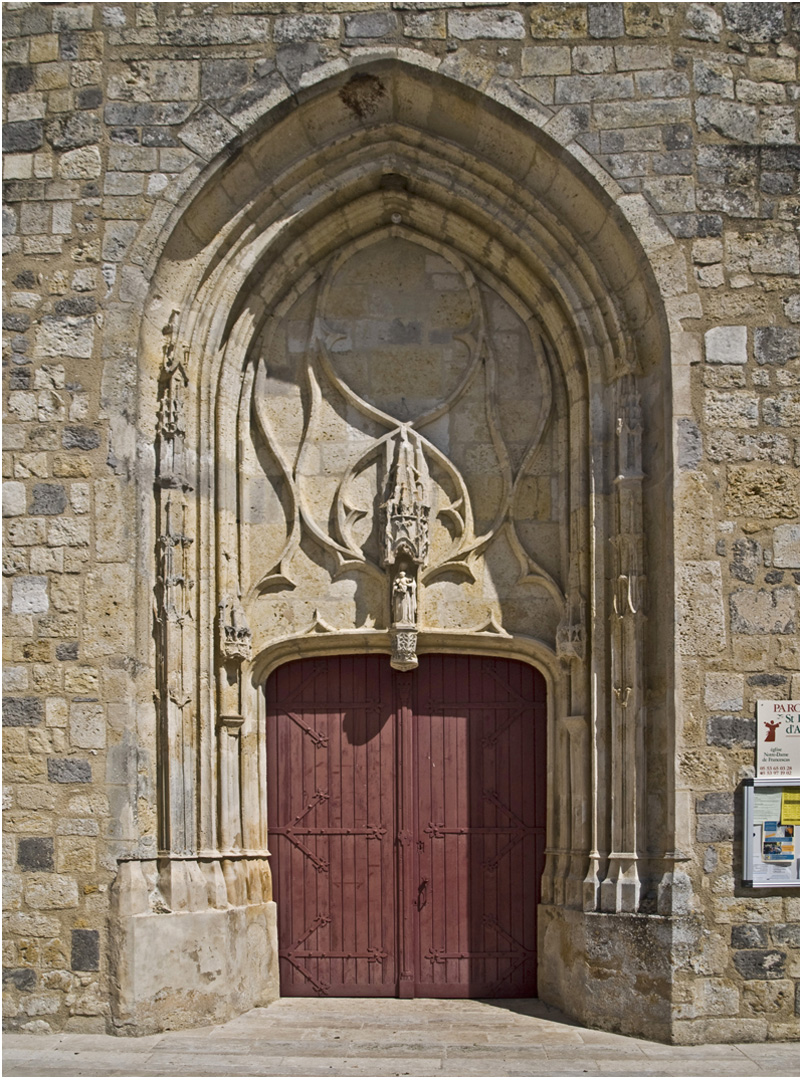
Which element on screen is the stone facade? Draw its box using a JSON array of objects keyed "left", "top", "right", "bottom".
[{"left": 2, "top": 1, "right": 799, "bottom": 1043}]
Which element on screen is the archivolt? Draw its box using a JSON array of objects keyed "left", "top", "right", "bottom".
[{"left": 138, "top": 59, "right": 675, "bottom": 915}]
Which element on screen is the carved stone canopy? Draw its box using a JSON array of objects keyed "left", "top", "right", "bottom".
[{"left": 381, "top": 428, "right": 431, "bottom": 568}]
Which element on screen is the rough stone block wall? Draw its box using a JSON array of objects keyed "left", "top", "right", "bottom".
[{"left": 2, "top": 1, "right": 800, "bottom": 1039}]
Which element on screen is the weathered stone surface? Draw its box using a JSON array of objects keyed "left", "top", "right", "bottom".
[
  {"left": 754, "top": 328, "right": 799, "bottom": 366},
  {"left": 730, "top": 538, "right": 761, "bottom": 584},
  {"left": 24, "top": 874, "right": 79, "bottom": 910},
  {"left": 773, "top": 525, "right": 799, "bottom": 569},
  {"left": 734, "top": 950, "right": 787, "bottom": 981},
  {"left": 3, "top": 698, "right": 44, "bottom": 728},
  {"left": 704, "top": 674, "right": 743, "bottom": 711},
  {"left": 17, "top": 838, "right": 54, "bottom": 873},
  {"left": 730, "top": 588, "right": 797, "bottom": 635},
  {"left": 588, "top": 3, "right": 625, "bottom": 39},
  {"left": 705, "top": 325, "right": 748, "bottom": 365},
  {"left": 2, "top": 968, "right": 37, "bottom": 992},
  {"left": 448, "top": 10, "right": 525, "bottom": 40},
  {"left": 71, "top": 929, "right": 99, "bottom": 971},
  {"left": 677, "top": 419, "right": 702, "bottom": 470},
  {"left": 46, "top": 759, "right": 91, "bottom": 784},
  {"left": 706, "top": 715, "right": 755, "bottom": 749},
  {"left": 726, "top": 467, "right": 798, "bottom": 519},
  {"left": 732, "top": 925, "right": 769, "bottom": 949},
  {"left": 677, "top": 563, "right": 727, "bottom": 655}
]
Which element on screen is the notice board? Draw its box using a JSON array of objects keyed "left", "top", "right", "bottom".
[{"left": 742, "top": 778, "right": 800, "bottom": 888}]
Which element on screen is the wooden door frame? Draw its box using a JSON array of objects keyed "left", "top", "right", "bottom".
[{"left": 259, "top": 637, "right": 557, "bottom": 999}]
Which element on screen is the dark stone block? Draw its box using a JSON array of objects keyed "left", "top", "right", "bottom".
[
  {"left": 696, "top": 792, "right": 733, "bottom": 814},
  {"left": 76, "top": 87, "right": 103, "bottom": 111},
  {"left": 62, "top": 427, "right": 100, "bottom": 450},
  {"left": 747, "top": 673, "right": 788, "bottom": 687},
  {"left": 142, "top": 127, "right": 178, "bottom": 147},
  {"left": 45, "top": 113, "right": 102, "bottom": 152},
  {"left": 276, "top": 43, "right": 324, "bottom": 92},
  {"left": 29, "top": 484, "right": 68, "bottom": 516},
  {"left": 10, "top": 368, "right": 31, "bottom": 389},
  {"left": 54, "top": 296, "right": 97, "bottom": 317},
  {"left": 663, "top": 124, "right": 693, "bottom": 150},
  {"left": 3, "top": 698, "right": 43, "bottom": 728},
  {"left": 732, "top": 924, "right": 769, "bottom": 948},
  {"left": 733, "top": 949, "right": 786, "bottom": 980},
  {"left": 4, "top": 180, "right": 46, "bottom": 203},
  {"left": 13, "top": 270, "right": 36, "bottom": 289},
  {"left": 59, "top": 32, "right": 80, "bottom": 61},
  {"left": 3, "top": 312, "right": 31, "bottom": 332},
  {"left": 764, "top": 570, "right": 784, "bottom": 584},
  {"left": 110, "top": 128, "right": 140, "bottom": 145},
  {"left": 104, "top": 102, "right": 194, "bottom": 127},
  {"left": 217, "top": 72, "right": 285, "bottom": 120},
  {"left": 761, "top": 147, "right": 799, "bottom": 172},
  {"left": 730, "top": 537, "right": 761, "bottom": 584},
  {"left": 723, "top": 3, "right": 786, "bottom": 42},
  {"left": 20, "top": 7, "right": 49, "bottom": 35},
  {"left": 653, "top": 151, "right": 693, "bottom": 176},
  {"left": 771, "top": 923, "right": 800, "bottom": 947},
  {"left": 2, "top": 120, "right": 43, "bottom": 153},
  {"left": 6, "top": 67, "right": 34, "bottom": 95},
  {"left": 12, "top": 337, "right": 30, "bottom": 356},
  {"left": 696, "top": 814, "right": 733, "bottom": 843},
  {"left": 706, "top": 715, "right": 755, "bottom": 749},
  {"left": 47, "top": 758, "right": 91, "bottom": 784},
  {"left": 56, "top": 642, "right": 79, "bottom": 661},
  {"left": 588, "top": 3, "right": 624, "bottom": 37},
  {"left": 81, "top": 182, "right": 101, "bottom": 199},
  {"left": 201, "top": 59, "right": 250, "bottom": 100},
  {"left": 666, "top": 214, "right": 722, "bottom": 238},
  {"left": 760, "top": 172, "right": 798, "bottom": 195},
  {"left": 754, "top": 328, "right": 799, "bottom": 366},
  {"left": 17, "top": 837, "right": 54, "bottom": 872},
  {"left": 2, "top": 969, "right": 36, "bottom": 992},
  {"left": 71, "top": 929, "right": 99, "bottom": 972},
  {"left": 697, "top": 145, "right": 759, "bottom": 187},
  {"left": 345, "top": 11, "right": 398, "bottom": 38}
]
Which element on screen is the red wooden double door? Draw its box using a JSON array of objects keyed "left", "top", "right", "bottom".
[{"left": 266, "top": 654, "right": 546, "bottom": 998}]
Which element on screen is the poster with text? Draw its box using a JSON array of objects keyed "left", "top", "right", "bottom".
[{"left": 757, "top": 700, "right": 800, "bottom": 779}]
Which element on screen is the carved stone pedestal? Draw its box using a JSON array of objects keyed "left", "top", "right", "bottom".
[
  {"left": 390, "top": 626, "right": 418, "bottom": 671},
  {"left": 109, "top": 856, "right": 278, "bottom": 1035}
]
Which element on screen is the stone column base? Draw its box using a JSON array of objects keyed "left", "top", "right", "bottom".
[{"left": 109, "top": 856, "right": 279, "bottom": 1035}]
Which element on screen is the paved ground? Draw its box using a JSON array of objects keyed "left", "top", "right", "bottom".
[{"left": 3, "top": 998, "right": 799, "bottom": 1077}]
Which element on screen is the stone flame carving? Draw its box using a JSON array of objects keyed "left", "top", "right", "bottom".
[
  {"left": 251, "top": 238, "right": 564, "bottom": 616},
  {"left": 381, "top": 428, "right": 430, "bottom": 568}
]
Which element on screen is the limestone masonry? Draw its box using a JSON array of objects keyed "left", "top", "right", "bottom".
[{"left": 2, "top": 1, "right": 800, "bottom": 1044}]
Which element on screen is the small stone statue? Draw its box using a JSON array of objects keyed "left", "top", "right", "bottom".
[{"left": 392, "top": 569, "right": 416, "bottom": 626}]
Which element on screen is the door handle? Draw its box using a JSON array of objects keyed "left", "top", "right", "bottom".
[{"left": 416, "top": 878, "right": 429, "bottom": 910}]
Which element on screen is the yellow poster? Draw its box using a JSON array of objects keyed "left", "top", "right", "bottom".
[{"left": 780, "top": 788, "right": 800, "bottom": 826}]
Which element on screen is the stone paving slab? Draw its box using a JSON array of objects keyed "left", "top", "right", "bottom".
[{"left": 3, "top": 998, "right": 800, "bottom": 1077}]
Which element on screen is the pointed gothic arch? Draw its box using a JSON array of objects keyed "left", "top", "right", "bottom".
[{"left": 113, "top": 59, "right": 680, "bottom": 1038}]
